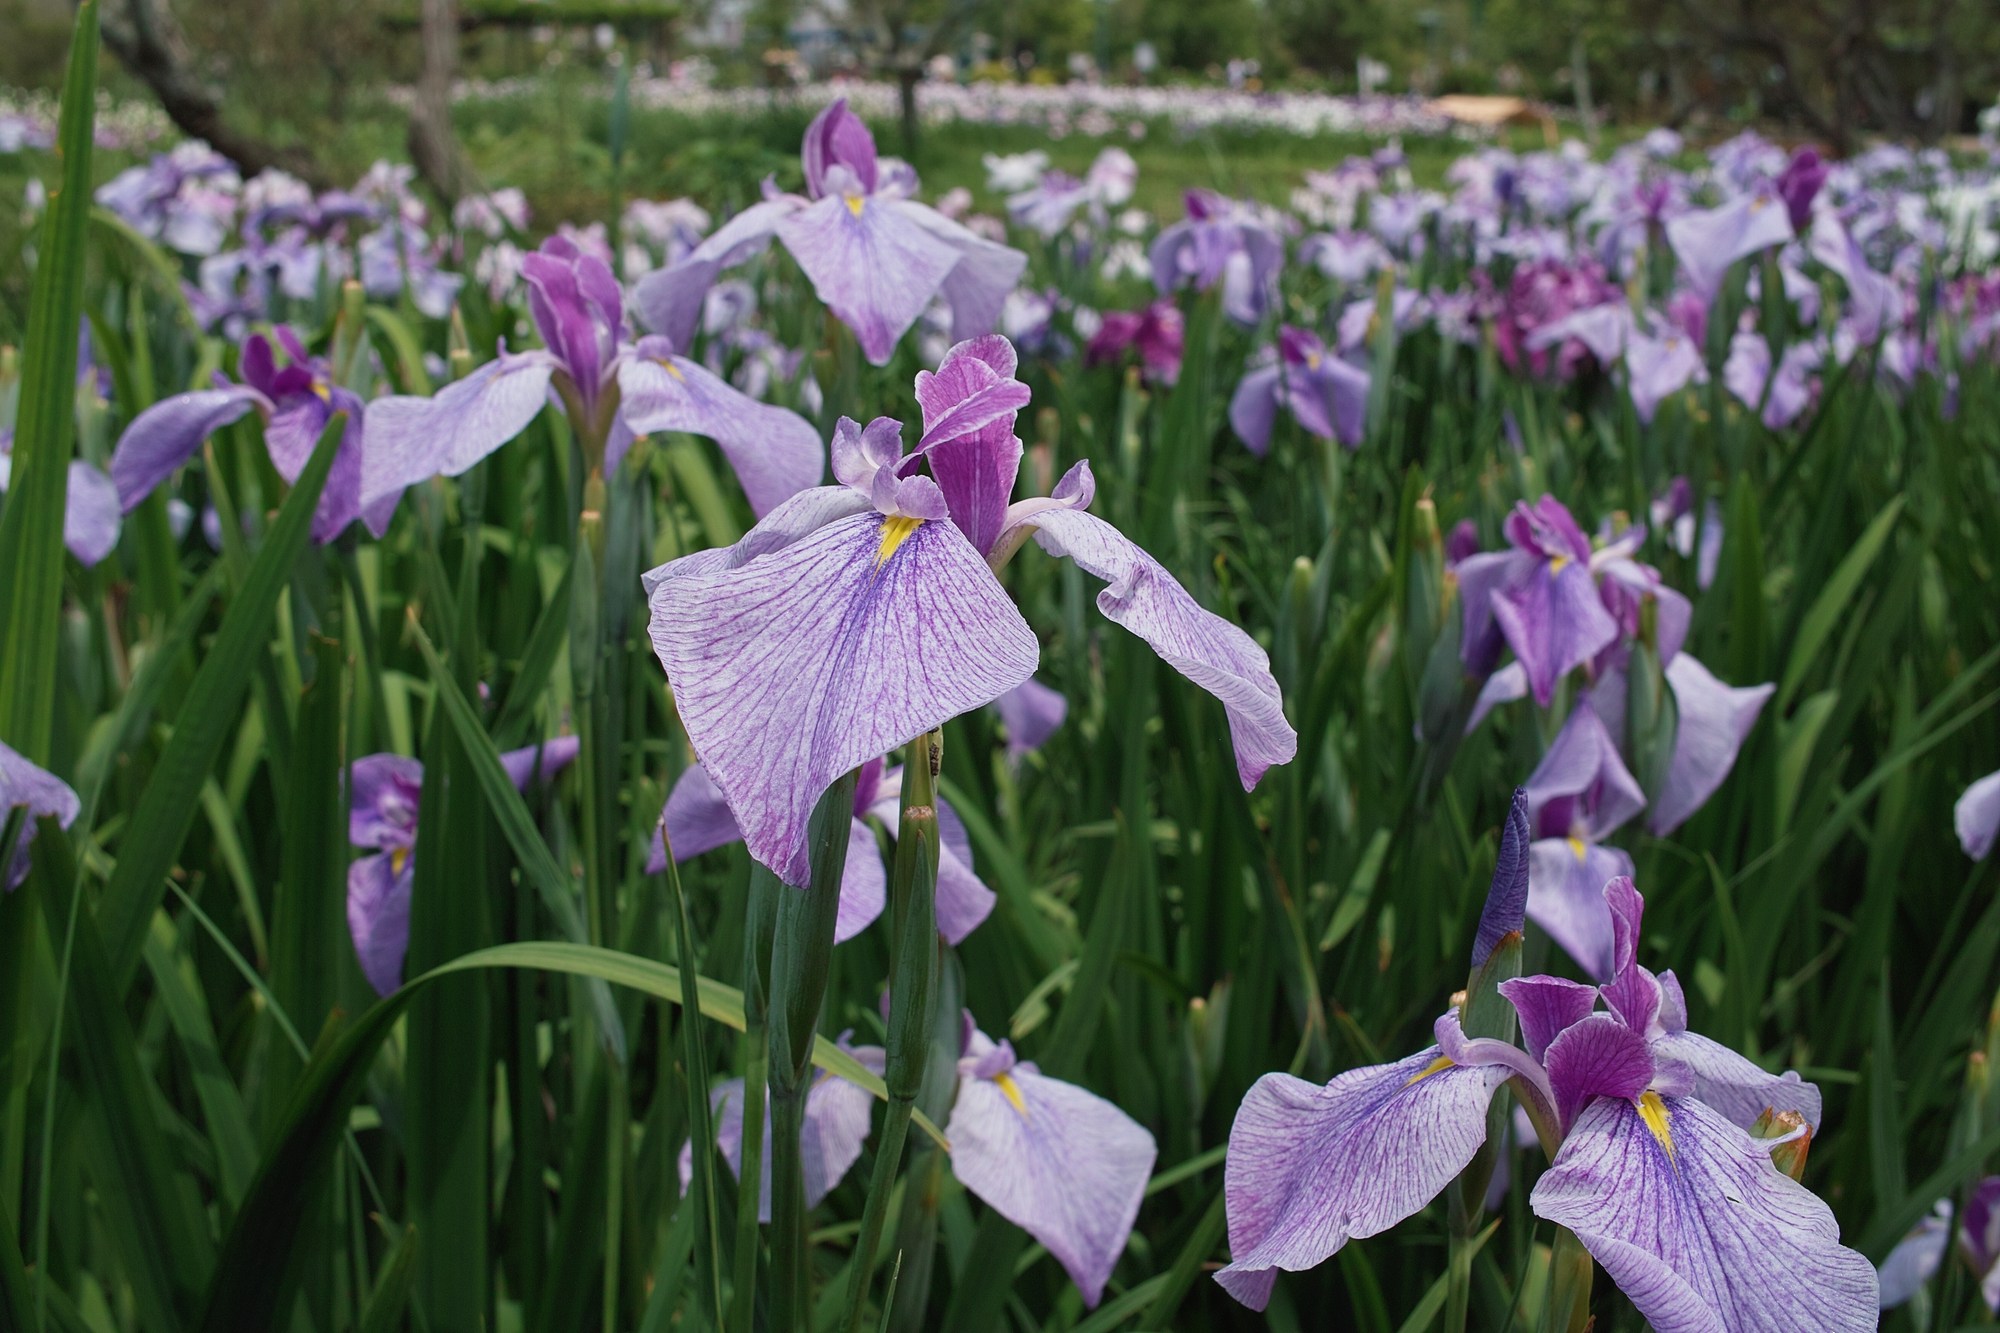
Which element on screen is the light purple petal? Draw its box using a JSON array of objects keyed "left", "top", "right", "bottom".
[
  {"left": 1499, "top": 975, "right": 1600, "bottom": 1062},
  {"left": 679, "top": 1060, "right": 880, "bottom": 1223},
  {"left": 1542, "top": 1013, "right": 1657, "bottom": 1132},
  {"left": 1531, "top": 1094, "right": 1878, "bottom": 1332},
  {"left": 911, "top": 336, "right": 1030, "bottom": 555},
  {"left": 1648, "top": 1029, "right": 1822, "bottom": 1131},
  {"left": 618, "top": 353, "right": 824, "bottom": 518},
  {"left": 1876, "top": 1202, "right": 1951, "bottom": 1310},
  {"left": 64, "top": 461, "right": 123, "bottom": 565},
  {"left": 649, "top": 762, "right": 747, "bottom": 872},
  {"left": 347, "top": 850, "right": 415, "bottom": 996},
  {"left": 1228, "top": 364, "right": 1284, "bottom": 457},
  {"left": 1647, "top": 654, "right": 1774, "bottom": 836},
  {"left": 1216, "top": 1048, "right": 1509, "bottom": 1311},
  {"left": 647, "top": 511, "right": 1038, "bottom": 886},
  {"left": 498, "top": 735, "right": 581, "bottom": 791},
  {"left": 864, "top": 787, "right": 995, "bottom": 945},
  {"left": 831, "top": 817, "right": 889, "bottom": 943},
  {"left": 632, "top": 198, "right": 798, "bottom": 348},
  {"left": 1013, "top": 507, "right": 1297, "bottom": 790},
  {"left": 774, "top": 195, "right": 962, "bottom": 366},
  {"left": 641, "top": 485, "right": 875, "bottom": 593},
  {"left": 1527, "top": 838, "right": 1636, "bottom": 982},
  {"left": 361, "top": 352, "right": 558, "bottom": 508},
  {"left": 802, "top": 99, "right": 879, "bottom": 199},
  {"left": 1465, "top": 661, "right": 1529, "bottom": 735},
  {"left": 0, "top": 739, "right": 82, "bottom": 891},
  {"left": 1955, "top": 770, "right": 2000, "bottom": 861},
  {"left": 348, "top": 753, "right": 424, "bottom": 851},
  {"left": 1522, "top": 705, "right": 1647, "bottom": 842},
  {"left": 1665, "top": 192, "right": 1796, "bottom": 298},
  {"left": 895, "top": 202, "right": 1030, "bottom": 347},
  {"left": 948, "top": 1057, "right": 1156, "bottom": 1307},
  {"left": 109, "top": 384, "right": 269, "bottom": 511},
  {"left": 993, "top": 678, "right": 1067, "bottom": 758},
  {"left": 1490, "top": 559, "right": 1620, "bottom": 708}
]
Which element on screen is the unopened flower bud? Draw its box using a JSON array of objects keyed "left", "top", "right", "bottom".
[{"left": 1750, "top": 1107, "right": 1811, "bottom": 1181}]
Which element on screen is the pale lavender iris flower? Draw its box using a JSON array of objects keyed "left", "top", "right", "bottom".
[
  {"left": 1724, "top": 324, "right": 1825, "bottom": 430},
  {"left": 1149, "top": 190, "right": 1285, "bottom": 326},
  {"left": 360, "top": 235, "right": 823, "bottom": 517},
  {"left": 643, "top": 335, "right": 1296, "bottom": 887},
  {"left": 0, "top": 740, "right": 81, "bottom": 891},
  {"left": 633, "top": 100, "right": 1026, "bottom": 367},
  {"left": 0, "top": 431, "right": 121, "bottom": 567},
  {"left": 1521, "top": 706, "right": 1646, "bottom": 981},
  {"left": 1228, "top": 326, "right": 1370, "bottom": 454},
  {"left": 1220, "top": 874, "right": 1874, "bottom": 1327},
  {"left": 1455, "top": 495, "right": 1619, "bottom": 705},
  {"left": 1665, "top": 190, "right": 1795, "bottom": 298},
  {"left": 1957, "top": 770, "right": 2000, "bottom": 861},
  {"left": 992, "top": 678, "right": 1067, "bottom": 762},
  {"left": 109, "top": 326, "right": 395, "bottom": 545},
  {"left": 647, "top": 755, "right": 996, "bottom": 945},
  {"left": 346, "top": 737, "right": 579, "bottom": 995}
]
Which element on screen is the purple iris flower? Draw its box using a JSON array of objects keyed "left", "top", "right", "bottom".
[
  {"left": 0, "top": 740, "right": 81, "bottom": 892},
  {"left": 992, "top": 678, "right": 1067, "bottom": 762},
  {"left": 1876, "top": 1200, "right": 1952, "bottom": 1310},
  {"left": 1964, "top": 1178, "right": 2000, "bottom": 1312},
  {"left": 1229, "top": 326, "right": 1370, "bottom": 454},
  {"left": 347, "top": 737, "right": 579, "bottom": 995},
  {"left": 1084, "top": 300, "right": 1185, "bottom": 385},
  {"left": 633, "top": 100, "right": 1026, "bottom": 367},
  {"left": 1298, "top": 230, "right": 1390, "bottom": 287},
  {"left": 1650, "top": 479, "right": 1723, "bottom": 590},
  {"left": 1724, "top": 325, "right": 1824, "bottom": 429},
  {"left": 643, "top": 335, "right": 1296, "bottom": 887},
  {"left": 1775, "top": 148, "right": 1830, "bottom": 232},
  {"left": 1454, "top": 496, "right": 1619, "bottom": 704},
  {"left": 1665, "top": 190, "right": 1795, "bottom": 298},
  {"left": 1809, "top": 214, "right": 1903, "bottom": 345},
  {"left": 647, "top": 756, "right": 996, "bottom": 945},
  {"left": 1006, "top": 147, "right": 1138, "bottom": 239},
  {"left": 0, "top": 431, "right": 121, "bottom": 567},
  {"left": 109, "top": 326, "right": 395, "bottom": 545},
  {"left": 1521, "top": 706, "right": 1646, "bottom": 981},
  {"left": 1958, "top": 769, "right": 2000, "bottom": 861},
  {"left": 1583, "top": 651, "right": 1774, "bottom": 838},
  {"left": 362, "top": 236, "right": 822, "bottom": 517},
  {"left": 1624, "top": 326, "right": 1706, "bottom": 425},
  {"left": 1149, "top": 190, "right": 1285, "bottom": 326},
  {"left": 1219, "top": 873, "right": 1873, "bottom": 1326}
]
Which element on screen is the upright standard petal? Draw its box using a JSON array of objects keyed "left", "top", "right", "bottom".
[
  {"left": 1647, "top": 654, "right": 1773, "bottom": 835},
  {"left": 1956, "top": 770, "right": 2000, "bottom": 861},
  {"left": 1012, "top": 506, "right": 1296, "bottom": 789},
  {"left": 681, "top": 1061, "right": 880, "bottom": 1223},
  {"left": 349, "top": 753, "right": 424, "bottom": 850},
  {"left": 911, "top": 335, "right": 1030, "bottom": 555},
  {"left": 1531, "top": 1094, "right": 1877, "bottom": 1332},
  {"left": 1217, "top": 1048, "right": 1510, "bottom": 1310},
  {"left": 648, "top": 510, "right": 1039, "bottom": 885},
  {"left": 774, "top": 194, "right": 962, "bottom": 366},
  {"left": 1527, "top": 838, "right": 1637, "bottom": 982},
  {"left": 947, "top": 1039, "right": 1157, "bottom": 1307},
  {"left": 1491, "top": 557, "right": 1619, "bottom": 707},
  {"left": 1499, "top": 975, "right": 1600, "bottom": 1062},
  {"left": 618, "top": 350, "right": 825, "bottom": 517},
  {"left": 109, "top": 384, "right": 269, "bottom": 511},
  {"left": 1522, "top": 705, "right": 1647, "bottom": 842},
  {"left": 361, "top": 352, "right": 558, "bottom": 507}
]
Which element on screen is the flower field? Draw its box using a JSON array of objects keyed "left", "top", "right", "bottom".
[{"left": 3, "top": 9, "right": 2000, "bottom": 1333}]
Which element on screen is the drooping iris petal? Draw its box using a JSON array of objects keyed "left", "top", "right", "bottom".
[
  {"left": 992, "top": 678, "right": 1067, "bottom": 759},
  {"left": 0, "top": 739, "right": 82, "bottom": 891},
  {"left": 1227, "top": 363, "right": 1284, "bottom": 456},
  {"left": 1646, "top": 654, "right": 1774, "bottom": 836},
  {"left": 1464, "top": 661, "right": 1529, "bottom": 735},
  {"left": 1876, "top": 1202, "right": 1951, "bottom": 1310},
  {"left": 1522, "top": 705, "right": 1647, "bottom": 842},
  {"left": 633, "top": 197, "right": 799, "bottom": 349},
  {"left": 1499, "top": 975, "right": 1599, "bottom": 1062},
  {"left": 773, "top": 195, "right": 963, "bottom": 366},
  {"left": 1493, "top": 557, "right": 1620, "bottom": 708},
  {"left": 347, "top": 850, "right": 415, "bottom": 996},
  {"left": 63, "top": 461, "right": 123, "bottom": 566},
  {"left": 1647, "top": 1028, "right": 1822, "bottom": 1130},
  {"left": 679, "top": 1056, "right": 882, "bottom": 1223},
  {"left": 1216, "top": 1047, "right": 1510, "bottom": 1311},
  {"left": 1956, "top": 770, "right": 2000, "bottom": 861},
  {"left": 861, "top": 778, "right": 995, "bottom": 945},
  {"left": 498, "top": 736, "right": 581, "bottom": 792},
  {"left": 262, "top": 386, "right": 366, "bottom": 543},
  {"left": 896, "top": 203, "right": 1030, "bottom": 349},
  {"left": 1626, "top": 331, "right": 1705, "bottom": 424},
  {"left": 1531, "top": 1094, "right": 1878, "bottom": 1331},
  {"left": 1665, "top": 192, "right": 1795, "bottom": 298},
  {"left": 648, "top": 511, "right": 1039, "bottom": 885},
  {"left": 1541, "top": 1013, "right": 1656, "bottom": 1131},
  {"left": 618, "top": 348, "right": 825, "bottom": 518},
  {"left": 1010, "top": 506, "right": 1297, "bottom": 790},
  {"left": 109, "top": 383, "right": 270, "bottom": 511},
  {"left": 361, "top": 352, "right": 558, "bottom": 508},
  {"left": 947, "top": 1038, "right": 1156, "bottom": 1307},
  {"left": 643, "top": 486, "right": 875, "bottom": 591}
]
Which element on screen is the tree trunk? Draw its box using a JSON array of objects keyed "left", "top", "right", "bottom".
[
  {"left": 409, "top": 0, "right": 477, "bottom": 205},
  {"left": 897, "top": 65, "right": 922, "bottom": 159},
  {"left": 96, "top": 0, "right": 330, "bottom": 186}
]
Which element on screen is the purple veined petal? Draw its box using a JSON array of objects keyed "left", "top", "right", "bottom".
[
  {"left": 348, "top": 753, "right": 424, "bottom": 851},
  {"left": 993, "top": 678, "right": 1067, "bottom": 759},
  {"left": 617, "top": 352, "right": 825, "bottom": 519},
  {"left": 521, "top": 242, "right": 619, "bottom": 402},
  {"left": 801, "top": 99, "right": 879, "bottom": 199},
  {"left": 1531, "top": 1094, "right": 1878, "bottom": 1332},
  {"left": 909, "top": 337, "right": 1030, "bottom": 556},
  {"left": 1541, "top": 1012, "right": 1656, "bottom": 1132},
  {"left": 640, "top": 485, "right": 875, "bottom": 593},
  {"left": 647, "top": 510, "right": 1039, "bottom": 886},
  {"left": 774, "top": 194, "right": 963, "bottom": 367},
  {"left": 678, "top": 1058, "right": 880, "bottom": 1223},
  {"left": 1464, "top": 661, "right": 1529, "bottom": 736},
  {"left": 1491, "top": 558, "right": 1621, "bottom": 708},
  {"left": 1471, "top": 788, "right": 1532, "bottom": 968},
  {"left": 1646, "top": 654, "right": 1774, "bottom": 836},
  {"left": 361, "top": 352, "right": 559, "bottom": 509},
  {"left": 1648, "top": 1028, "right": 1823, "bottom": 1131},
  {"left": 1010, "top": 506, "right": 1297, "bottom": 790},
  {"left": 633, "top": 198, "right": 800, "bottom": 348},
  {"left": 1522, "top": 705, "right": 1647, "bottom": 842},
  {"left": 0, "top": 739, "right": 83, "bottom": 891},
  {"left": 894, "top": 202, "right": 1030, "bottom": 348},
  {"left": 830, "top": 416, "right": 908, "bottom": 493},
  {"left": 347, "top": 849, "right": 415, "bottom": 996},
  {"left": 1526, "top": 838, "right": 1636, "bottom": 982},
  {"left": 63, "top": 461, "right": 123, "bottom": 566},
  {"left": 947, "top": 1052, "right": 1156, "bottom": 1307},
  {"left": 262, "top": 389, "right": 362, "bottom": 544},
  {"left": 1664, "top": 192, "right": 1796, "bottom": 298},
  {"left": 1604, "top": 874, "right": 1646, "bottom": 979},
  {"left": 863, "top": 783, "right": 996, "bottom": 944},
  {"left": 1499, "top": 975, "right": 1600, "bottom": 1062},
  {"left": 499, "top": 736, "right": 581, "bottom": 792},
  {"left": 1955, "top": 770, "right": 2000, "bottom": 862},
  {"left": 1228, "top": 362, "right": 1284, "bottom": 457},
  {"left": 109, "top": 384, "right": 270, "bottom": 511},
  {"left": 1215, "top": 1047, "right": 1510, "bottom": 1311},
  {"left": 1876, "top": 1201, "right": 1951, "bottom": 1310}
]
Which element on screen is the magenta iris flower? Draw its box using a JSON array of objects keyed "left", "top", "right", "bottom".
[
  {"left": 1228, "top": 325, "right": 1370, "bottom": 453},
  {"left": 347, "top": 737, "right": 579, "bottom": 995},
  {"left": 1084, "top": 300, "right": 1185, "bottom": 385},
  {"left": 362, "top": 236, "right": 822, "bottom": 517},
  {"left": 633, "top": 100, "right": 1026, "bottom": 367},
  {"left": 647, "top": 755, "right": 996, "bottom": 945},
  {"left": 110, "top": 326, "right": 394, "bottom": 545},
  {"left": 0, "top": 740, "right": 81, "bottom": 892},
  {"left": 643, "top": 335, "right": 1296, "bottom": 887},
  {"left": 1219, "top": 870, "right": 1875, "bottom": 1327}
]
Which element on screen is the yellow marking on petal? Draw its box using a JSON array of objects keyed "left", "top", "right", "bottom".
[
  {"left": 1404, "top": 1054, "right": 1456, "bottom": 1087},
  {"left": 652, "top": 356, "right": 685, "bottom": 381},
  {"left": 994, "top": 1072, "right": 1029, "bottom": 1118},
  {"left": 313, "top": 381, "right": 332, "bottom": 404},
  {"left": 1306, "top": 351, "right": 1323, "bottom": 371},
  {"left": 876, "top": 515, "right": 922, "bottom": 568},
  {"left": 1548, "top": 554, "right": 1571, "bottom": 574},
  {"left": 1638, "top": 1090, "right": 1675, "bottom": 1157},
  {"left": 845, "top": 194, "right": 866, "bottom": 218},
  {"left": 391, "top": 846, "right": 411, "bottom": 876},
  {"left": 1567, "top": 836, "right": 1587, "bottom": 863}
]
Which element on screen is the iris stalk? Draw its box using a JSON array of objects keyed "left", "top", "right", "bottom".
[{"left": 728, "top": 865, "right": 779, "bottom": 1333}]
